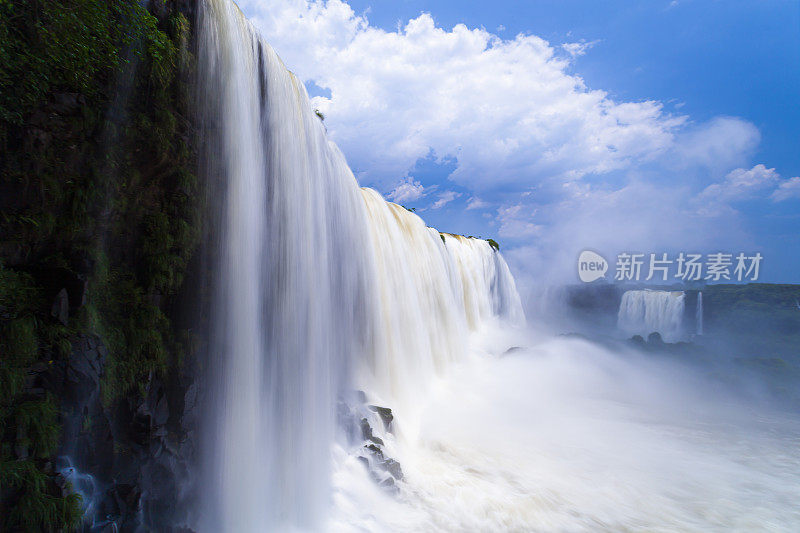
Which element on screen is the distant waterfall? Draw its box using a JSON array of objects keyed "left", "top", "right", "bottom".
[
  {"left": 196, "top": 1, "right": 523, "bottom": 531},
  {"left": 617, "top": 290, "right": 685, "bottom": 342},
  {"left": 696, "top": 291, "right": 704, "bottom": 335}
]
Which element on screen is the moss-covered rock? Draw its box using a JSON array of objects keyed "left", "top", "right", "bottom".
[{"left": 0, "top": 1, "right": 203, "bottom": 529}]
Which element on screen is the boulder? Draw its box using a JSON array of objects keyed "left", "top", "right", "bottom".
[
  {"left": 380, "top": 458, "right": 403, "bottom": 481},
  {"left": 367, "top": 405, "right": 393, "bottom": 431}
]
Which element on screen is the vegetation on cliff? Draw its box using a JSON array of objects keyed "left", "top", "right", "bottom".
[{"left": 0, "top": 1, "right": 200, "bottom": 529}]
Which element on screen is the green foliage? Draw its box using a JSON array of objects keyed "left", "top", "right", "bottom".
[
  {"left": 0, "top": 0, "right": 128, "bottom": 124},
  {"left": 12, "top": 396, "right": 60, "bottom": 459},
  {"left": 0, "top": 267, "right": 42, "bottom": 410},
  {"left": 89, "top": 265, "right": 171, "bottom": 403},
  {"left": 0, "top": 1, "right": 201, "bottom": 527},
  {"left": 486, "top": 238, "right": 500, "bottom": 252},
  {"left": 0, "top": 265, "right": 80, "bottom": 530},
  {"left": 0, "top": 460, "right": 83, "bottom": 532}
]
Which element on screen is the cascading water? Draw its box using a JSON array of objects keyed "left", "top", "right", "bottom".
[
  {"left": 617, "top": 290, "right": 685, "bottom": 342},
  {"left": 358, "top": 188, "right": 523, "bottom": 409},
  {"left": 190, "top": 3, "right": 800, "bottom": 532},
  {"left": 198, "top": 1, "right": 376, "bottom": 528},
  {"left": 696, "top": 291, "right": 704, "bottom": 336},
  {"left": 196, "top": 1, "right": 523, "bottom": 530}
]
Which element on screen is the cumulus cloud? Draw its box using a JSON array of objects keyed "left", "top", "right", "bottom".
[
  {"left": 771, "top": 177, "right": 800, "bottom": 202},
  {"left": 694, "top": 164, "right": 800, "bottom": 213},
  {"left": 236, "top": 0, "right": 786, "bottom": 286},
  {"left": 388, "top": 176, "right": 426, "bottom": 203},
  {"left": 240, "top": 0, "right": 687, "bottom": 192},
  {"left": 697, "top": 164, "right": 779, "bottom": 203},
  {"left": 430, "top": 190, "right": 461, "bottom": 209},
  {"left": 466, "top": 196, "right": 490, "bottom": 210},
  {"left": 672, "top": 117, "right": 760, "bottom": 174}
]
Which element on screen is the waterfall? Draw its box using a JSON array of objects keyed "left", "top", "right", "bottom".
[
  {"left": 617, "top": 290, "right": 685, "bottom": 342},
  {"left": 196, "top": 1, "right": 523, "bottom": 530},
  {"left": 359, "top": 189, "right": 523, "bottom": 409},
  {"left": 696, "top": 291, "right": 704, "bottom": 335}
]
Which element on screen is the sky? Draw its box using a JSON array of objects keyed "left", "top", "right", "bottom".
[{"left": 237, "top": 0, "right": 800, "bottom": 286}]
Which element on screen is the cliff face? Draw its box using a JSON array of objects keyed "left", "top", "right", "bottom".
[{"left": 0, "top": 1, "right": 205, "bottom": 530}]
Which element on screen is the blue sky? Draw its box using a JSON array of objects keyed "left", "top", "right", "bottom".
[{"left": 240, "top": 0, "right": 800, "bottom": 284}]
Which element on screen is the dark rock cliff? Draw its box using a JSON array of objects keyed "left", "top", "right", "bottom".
[{"left": 0, "top": 1, "right": 207, "bottom": 530}]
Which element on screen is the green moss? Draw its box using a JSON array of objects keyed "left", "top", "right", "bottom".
[{"left": 0, "top": 1, "right": 202, "bottom": 526}]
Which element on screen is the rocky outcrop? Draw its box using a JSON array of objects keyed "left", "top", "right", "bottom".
[
  {"left": 339, "top": 392, "right": 404, "bottom": 494},
  {"left": 37, "top": 334, "right": 200, "bottom": 531}
]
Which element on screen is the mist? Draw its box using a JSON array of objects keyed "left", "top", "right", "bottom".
[{"left": 329, "top": 325, "right": 800, "bottom": 531}]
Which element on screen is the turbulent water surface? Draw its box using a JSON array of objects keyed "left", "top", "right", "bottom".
[{"left": 195, "top": 1, "right": 800, "bottom": 531}]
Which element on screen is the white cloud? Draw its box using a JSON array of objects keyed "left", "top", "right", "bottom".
[
  {"left": 671, "top": 117, "right": 760, "bottom": 175},
  {"left": 693, "top": 164, "right": 800, "bottom": 213},
  {"left": 698, "top": 164, "right": 779, "bottom": 204},
  {"left": 388, "top": 176, "right": 425, "bottom": 202},
  {"left": 466, "top": 196, "right": 490, "bottom": 210},
  {"left": 497, "top": 204, "right": 542, "bottom": 238},
  {"left": 236, "top": 0, "right": 783, "bottom": 286},
  {"left": 504, "top": 180, "right": 750, "bottom": 287},
  {"left": 771, "top": 176, "right": 800, "bottom": 202},
  {"left": 561, "top": 40, "right": 598, "bottom": 58},
  {"left": 240, "top": 0, "right": 688, "bottom": 192},
  {"left": 430, "top": 190, "right": 461, "bottom": 209}
]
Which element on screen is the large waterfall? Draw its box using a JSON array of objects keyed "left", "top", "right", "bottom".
[
  {"left": 617, "top": 290, "right": 685, "bottom": 342},
  {"left": 196, "top": 1, "right": 523, "bottom": 530},
  {"left": 186, "top": 2, "right": 800, "bottom": 532}
]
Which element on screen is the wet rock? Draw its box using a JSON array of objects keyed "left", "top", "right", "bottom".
[
  {"left": 367, "top": 405, "right": 393, "bottom": 431},
  {"left": 379, "top": 458, "right": 403, "bottom": 481},
  {"left": 148, "top": 384, "right": 170, "bottom": 429},
  {"left": 364, "top": 443, "right": 383, "bottom": 460},
  {"left": 51, "top": 287, "right": 69, "bottom": 325},
  {"left": 360, "top": 417, "right": 384, "bottom": 446},
  {"left": 629, "top": 334, "right": 646, "bottom": 346}
]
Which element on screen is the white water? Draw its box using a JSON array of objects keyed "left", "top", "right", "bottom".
[
  {"left": 197, "top": 1, "right": 521, "bottom": 530},
  {"left": 697, "top": 291, "right": 704, "bottom": 335},
  {"left": 617, "top": 289, "right": 686, "bottom": 342},
  {"left": 196, "top": 1, "right": 800, "bottom": 531},
  {"left": 329, "top": 335, "right": 800, "bottom": 532},
  {"left": 199, "top": 1, "right": 375, "bottom": 528}
]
